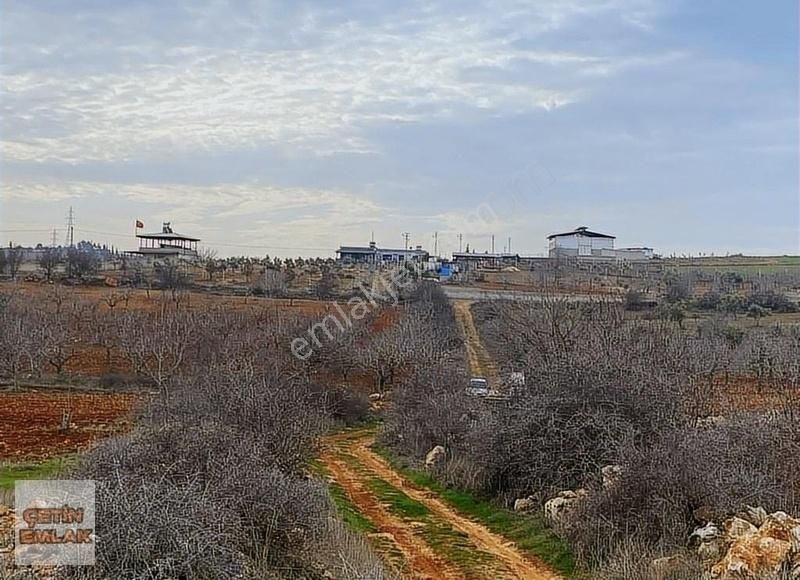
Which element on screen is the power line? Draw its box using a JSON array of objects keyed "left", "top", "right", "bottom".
[{"left": 65, "top": 206, "right": 75, "bottom": 248}]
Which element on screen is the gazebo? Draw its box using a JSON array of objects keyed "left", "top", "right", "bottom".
[{"left": 134, "top": 222, "right": 200, "bottom": 258}]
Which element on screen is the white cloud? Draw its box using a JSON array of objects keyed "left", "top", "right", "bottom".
[
  {"left": 0, "top": 0, "right": 671, "bottom": 164},
  {"left": 1, "top": 178, "right": 387, "bottom": 255}
]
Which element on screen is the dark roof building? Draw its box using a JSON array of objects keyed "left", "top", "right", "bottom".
[
  {"left": 546, "top": 226, "right": 615, "bottom": 240},
  {"left": 337, "top": 241, "right": 429, "bottom": 264}
]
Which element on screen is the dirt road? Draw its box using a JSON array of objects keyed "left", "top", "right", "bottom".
[
  {"left": 452, "top": 300, "right": 498, "bottom": 386},
  {"left": 320, "top": 430, "right": 563, "bottom": 580}
]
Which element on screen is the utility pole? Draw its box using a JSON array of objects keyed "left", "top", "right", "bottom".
[
  {"left": 433, "top": 231, "right": 438, "bottom": 257},
  {"left": 508, "top": 237, "right": 512, "bottom": 254},
  {"left": 402, "top": 232, "right": 410, "bottom": 250},
  {"left": 458, "top": 233, "right": 463, "bottom": 253},
  {"left": 50, "top": 229, "right": 58, "bottom": 248},
  {"left": 491, "top": 234, "right": 495, "bottom": 254},
  {"left": 65, "top": 206, "right": 75, "bottom": 248}
]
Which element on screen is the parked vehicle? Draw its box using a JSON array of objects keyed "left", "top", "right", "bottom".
[{"left": 465, "top": 377, "right": 489, "bottom": 397}]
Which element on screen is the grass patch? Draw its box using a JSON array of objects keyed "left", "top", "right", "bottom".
[
  {"left": 329, "top": 480, "right": 378, "bottom": 533},
  {"left": 367, "top": 478, "right": 431, "bottom": 519},
  {"left": 369, "top": 533, "right": 408, "bottom": 573},
  {"left": 367, "top": 476, "right": 492, "bottom": 572},
  {"left": 0, "top": 456, "right": 77, "bottom": 490},
  {"left": 423, "top": 520, "right": 491, "bottom": 571},
  {"left": 374, "top": 446, "right": 577, "bottom": 577},
  {"left": 336, "top": 451, "right": 371, "bottom": 475},
  {"left": 309, "top": 459, "right": 377, "bottom": 534}
]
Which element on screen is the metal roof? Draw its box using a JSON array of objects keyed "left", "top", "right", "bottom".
[
  {"left": 137, "top": 232, "right": 201, "bottom": 242},
  {"left": 547, "top": 226, "right": 615, "bottom": 240},
  {"left": 137, "top": 222, "right": 200, "bottom": 242}
]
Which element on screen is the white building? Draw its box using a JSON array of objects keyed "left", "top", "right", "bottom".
[
  {"left": 547, "top": 227, "right": 655, "bottom": 261},
  {"left": 336, "top": 241, "right": 429, "bottom": 264},
  {"left": 547, "top": 226, "right": 615, "bottom": 258},
  {"left": 617, "top": 247, "right": 655, "bottom": 261}
]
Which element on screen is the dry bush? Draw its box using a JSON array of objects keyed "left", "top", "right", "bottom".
[
  {"left": 385, "top": 289, "right": 800, "bottom": 576},
  {"left": 590, "top": 541, "right": 703, "bottom": 580},
  {"left": 307, "top": 382, "right": 372, "bottom": 425},
  {"left": 568, "top": 413, "right": 800, "bottom": 565},
  {"left": 381, "top": 364, "right": 471, "bottom": 459},
  {"left": 380, "top": 283, "right": 469, "bottom": 459},
  {"left": 5, "top": 296, "right": 395, "bottom": 579}
]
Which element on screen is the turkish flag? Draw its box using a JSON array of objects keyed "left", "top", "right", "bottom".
[{"left": 135, "top": 220, "right": 144, "bottom": 229}]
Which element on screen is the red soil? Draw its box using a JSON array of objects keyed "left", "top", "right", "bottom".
[{"left": 0, "top": 391, "right": 140, "bottom": 461}]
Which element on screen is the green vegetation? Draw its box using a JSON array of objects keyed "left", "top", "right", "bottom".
[
  {"left": 329, "top": 480, "right": 378, "bottom": 533},
  {"left": 667, "top": 255, "right": 800, "bottom": 273},
  {"left": 308, "top": 459, "right": 377, "bottom": 533},
  {"left": 374, "top": 447, "right": 576, "bottom": 577},
  {"left": 0, "top": 456, "right": 77, "bottom": 490},
  {"left": 367, "top": 476, "right": 492, "bottom": 572},
  {"left": 367, "top": 477, "right": 431, "bottom": 519}
]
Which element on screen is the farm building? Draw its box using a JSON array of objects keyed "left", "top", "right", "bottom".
[
  {"left": 336, "top": 241, "right": 429, "bottom": 264},
  {"left": 132, "top": 222, "right": 200, "bottom": 259},
  {"left": 548, "top": 226, "right": 615, "bottom": 258},
  {"left": 547, "top": 227, "right": 654, "bottom": 261},
  {"left": 616, "top": 247, "right": 655, "bottom": 260}
]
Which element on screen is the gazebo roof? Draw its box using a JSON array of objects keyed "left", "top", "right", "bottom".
[{"left": 136, "top": 222, "right": 200, "bottom": 242}]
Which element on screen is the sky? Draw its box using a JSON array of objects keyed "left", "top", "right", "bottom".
[{"left": 1, "top": 0, "right": 798, "bottom": 258}]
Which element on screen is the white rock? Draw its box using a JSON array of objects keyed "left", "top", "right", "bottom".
[
  {"left": 690, "top": 522, "right": 722, "bottom": 545},
  {"left": 696, "top": 416, "right": 728, "bottom": 429},
  {"left": 736, "top": 505, "right": 767, "bottom": 528},
  {"left": 513, "top": 497, "right": 535, "bottom": 513},
  {"left": 424, "top": 445, "right": 446, "bottom": 468},
  {"left": 601, "top": 464, "right": 624, "bottom": 489},
  {"left": 544, "top": 495, "right": 578, "bottom": 525}
]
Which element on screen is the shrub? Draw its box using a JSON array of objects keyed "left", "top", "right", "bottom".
[
  {"left": 746, "top": 290, "right": 797, "bottom": 313},
  {"left": 567, "top": 416, "right": 800, "bottom": 568},
  {"left": 307, "top": 383, "right": 372, "bottom": 425},
  {"left": 693, "top": 291, "right": 721, "bottom": 310}
]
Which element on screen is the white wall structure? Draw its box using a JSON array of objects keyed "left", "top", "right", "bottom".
[{"left": 547, "top": 226, "right": 615, "bottom": 258}]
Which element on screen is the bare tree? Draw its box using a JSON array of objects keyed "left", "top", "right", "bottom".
[
  {"left": 37, "top": 247, "right": 63, "bottom": 280},
  {"left": 4, "top": 246, "right": 24, "bottom": 280},
  {"left": 120, "top": 311, "right": 192, "bottom": 396},
  {"left": 41, "top": 315, "right": 79, "bottom": 376},
  {"left": 66, "top": 247, "right": 99, "bottom": 278},
  {"left": 198, "top": 247, "right": 220, "bottom": 280},
  {"left": 0, "top": 309, "right": 43, "bottom": 389},
  {"left": 260, "top": 268, "right": 288, "bottom": 298},
  {"left": 314, "top": 266, "right": 336, "bottom": 299}
]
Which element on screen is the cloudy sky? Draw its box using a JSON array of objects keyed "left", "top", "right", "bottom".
[{"left": 1, "top": 0, "right": 797, "bottom": 257}]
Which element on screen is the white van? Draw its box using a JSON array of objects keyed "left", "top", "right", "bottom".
[{"left": 465, "top": 377, "right": 489, "bottom": 397}]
